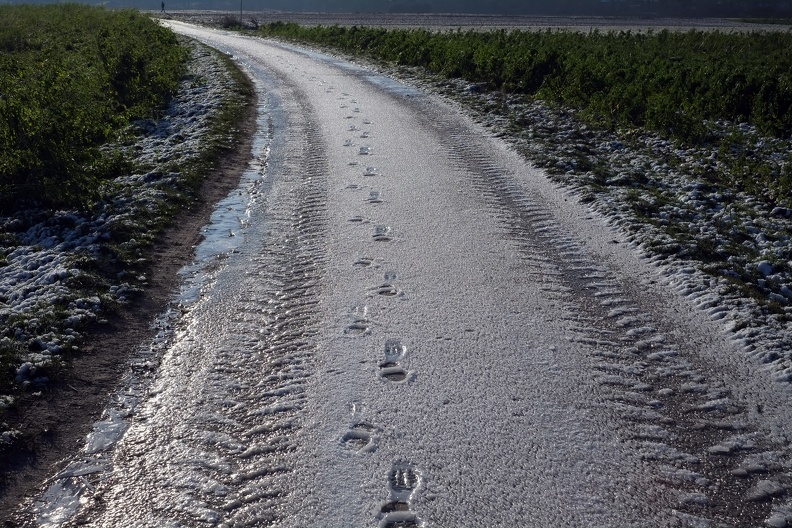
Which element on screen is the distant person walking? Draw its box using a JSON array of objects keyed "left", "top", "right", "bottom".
[{"left": 161, "top": 1, "right": 165, "bottom": 12}]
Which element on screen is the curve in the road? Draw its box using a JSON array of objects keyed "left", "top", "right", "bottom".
[{"left": 22, "top": 22, "right": 792, "bottom": 528}]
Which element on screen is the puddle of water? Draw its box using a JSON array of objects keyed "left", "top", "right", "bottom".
[
  {"left": 32, "top": 314, "right": 179, "bottom": 527},
  {"left": 178, "top": 88, "right": 273, "bottom": 307},
  {"left": 31, "top": 74, "right": 276, "bottom": 528}
]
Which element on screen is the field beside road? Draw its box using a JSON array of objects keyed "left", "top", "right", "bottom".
[
  {"left": 167, "top": 10, "right": 791, "bottom": 32},
  {"left": 0, "top": 6, "right": 255, "bottom": 515}
]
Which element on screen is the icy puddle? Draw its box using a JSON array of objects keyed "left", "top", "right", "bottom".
[{"left": 27, "top": 69, "right": 279, "bottom": 527}]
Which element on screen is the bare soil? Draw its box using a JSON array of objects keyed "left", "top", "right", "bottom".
[{"left": 0, "top": 97, "right": 257, "bottom": 525}]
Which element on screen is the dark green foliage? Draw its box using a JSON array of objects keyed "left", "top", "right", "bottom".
[
  {"left": 0, "top": 4, "right": 186, "bottom": 213},
  {"left": 257, "top": 23, "right": 792, "bottom": 200},
  {"left": 258, "top": 23, "right": 792, "bottom": 140}
]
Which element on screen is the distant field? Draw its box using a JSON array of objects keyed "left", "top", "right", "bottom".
[{"left": 166, "top": 10, "right": 792, "bottom": 32}]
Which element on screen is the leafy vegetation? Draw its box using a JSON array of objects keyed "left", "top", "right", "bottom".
[
  {"left": 259, "top": 24, "right": 792, "bottom": 137},
  {"left": 0, "top": 4, "right": 186, "bottom": 213},
  {"left": 259, "top": 25, "right": 789, "bottom": 133},
  {"left": 257, "top": 22, "right": 792, "bottom": 199},
  {"left": 0, "top": 19, "right": 253, "bottom": 435}
]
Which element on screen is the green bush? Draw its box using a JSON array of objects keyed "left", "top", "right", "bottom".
[
  {"left": 0, "top": 4, "right": 186, "bottom": 213},
  {"left": 258, "top": 24, "right": 792, "bottom": 141},
  {"left": 257, "top": 23, "right": 792, "bottom": 200}
]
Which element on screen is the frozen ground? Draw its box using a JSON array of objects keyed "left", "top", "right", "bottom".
[
  {"left": 0, "top": 40, "right": 241, "bottom": 448},
  {"left": 401, "top": 76, "right": 792, "bottom": 384},
  {"left": 253, "top": 14, "right": 792, "bottom": 388},
  {"left": 9, "top": 21, "right": 792, "bottom": 527}
]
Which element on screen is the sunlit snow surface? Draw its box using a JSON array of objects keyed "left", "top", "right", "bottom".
[
  {"left": 30, "top": 55, "right": 278, "bottom": 528},
  {"left": 28, "top": 23, "right": 792, "bottom": 527}
]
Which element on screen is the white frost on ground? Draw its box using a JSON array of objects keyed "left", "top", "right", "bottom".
[
  {"left": 386, "top": 69, "right": 792, "bottom": 380},
  {"left": 0, "top": 39, "right": 238, "bottom": 440},
  {"left": 6, "top": 21, "right": 792, "bottom": 525}
]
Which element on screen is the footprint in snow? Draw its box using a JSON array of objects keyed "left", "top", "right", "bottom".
[
  {"left": 342, "top": 423, "right": 379, "bottom": 453},
  {"left": 373, "top": 225, "right": 391, "bottom": 242},
  {"left": 379, "top": 462, "right": 422, "bottom": 528},
  {"left": 372, "top": 272, "right": 401, "bottom": 298},
  {"left": 344, "top": 319, "right": 371, "bottom": 337},
  {"left": 354, "top": 257, "right": 374, "bottom": 268},
  {"left": 379, "top": 339, "right": 408, "bottom": 382}
]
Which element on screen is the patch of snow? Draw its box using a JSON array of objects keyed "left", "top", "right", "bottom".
[
  {"left": 390, "top": 67, "right": 792, "bottom": 385},
  {"left": 0, "top": 39, "right": 240, "bottom": 443}
]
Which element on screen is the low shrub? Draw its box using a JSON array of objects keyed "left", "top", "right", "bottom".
[
  {"left": 0, "top": 4, "right": 186, "bottom": 213},
  {"left": 257, "top": 23, "right": 792, "bottom": 141}
]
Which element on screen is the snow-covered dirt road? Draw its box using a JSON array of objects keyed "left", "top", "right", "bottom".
[{"left": 28, "top": 23, "right": 792, "bottom": 527}]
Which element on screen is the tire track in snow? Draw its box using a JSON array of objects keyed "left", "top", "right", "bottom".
[
  {"left": 59, "top": 69, "right": 329, "bottom": 527},
  {"left": 431, "top": 123, "right": 792, "bottom": 526}
]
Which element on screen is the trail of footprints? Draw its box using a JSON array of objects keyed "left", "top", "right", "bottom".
[
  {"left": 334, "top": 91, "right": 790, "bottom": 526},
  {"left": 326, "top": 81, "right": 792, "bottom": 524},
  {"left": 337, "top": 93, "right": 423, "bottom": 525}
]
